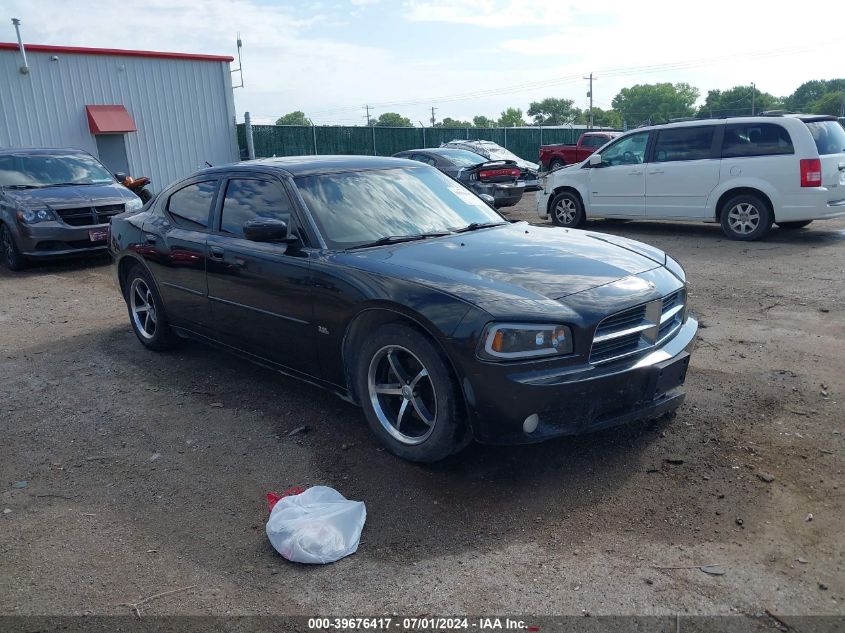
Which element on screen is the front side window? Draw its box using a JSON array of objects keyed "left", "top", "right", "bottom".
[
  {"left": 722, "top": 123, "right": 794, "bottom": 158},
  {"left": 296, "top": 167, "right": 503, "bottom": 249},
  {"left": 654, "top": 126, "right": 715, "bottom": 162},
  {"left": 597, "top": 132, "right": 649, "bottom": 166},
  {"left": 0, "top": 152, "right": 114, "bottom": 188},
  {"left": 167, "top": 181, "right": 216, "bottom": 229},
  {"left": 220, "top": 178, "right": 293, "bottom": 237}
]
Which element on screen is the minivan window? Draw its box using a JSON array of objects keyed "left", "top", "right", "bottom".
[
  {"left": 722, "top": 123, "right": 794, "bottom": 158},
  {"left": 167, "top": 181, "right": 216, "bottom": 229},
  {"left": 220, "top": 178, "right": 293, "bottom": 237},
  {"left": 804, "top": 120, "right": 845, "bottom": 156},
  {"left": 654, "top": 126, "right": 715, "bottom": 162}
]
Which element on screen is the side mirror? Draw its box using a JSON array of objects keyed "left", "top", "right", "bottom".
[
  {"left": 588, "top": 154, "right": 602, "bottom": 167},
  {"left": 243, "top": 218, "right": 290, "bottom": 243},
  {"left": 114, "top": 172, "right": 127, "bottom": 182},
  {"left": 479, "top": 194, "right": 496, "bottom": 207}
]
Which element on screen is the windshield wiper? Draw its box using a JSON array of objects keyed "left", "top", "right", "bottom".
[
  {"left": 450, "top": 221, "right": 507, "bottom": 233},
  {"left": 1, "top": 184, "right": 43, "bottom": 190},
  {"left": 347, "top": 231, "right": 452, "bottom": 250}
]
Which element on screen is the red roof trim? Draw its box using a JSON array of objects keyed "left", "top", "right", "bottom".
[{"left": 0, "top": 42, "right": 233, "bottom": 62}]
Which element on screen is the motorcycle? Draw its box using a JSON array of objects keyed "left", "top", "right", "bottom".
[{"left": 118, "top": 174, "right": 153, "bottom": 203}]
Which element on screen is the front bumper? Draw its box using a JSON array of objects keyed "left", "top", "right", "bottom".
[
  {"left": 463, "top": 316, "right": 698, "bottom": 444},
  {"left": 15, "top": 221, "right": 109, "bottom": 258}
]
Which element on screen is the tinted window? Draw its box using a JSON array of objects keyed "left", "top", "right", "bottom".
[
  {"left": 167, "top": 181, "right": 216, "bottom": 229},
  {"left": 599, "top": 131, "right": 649, "bottom": 166},
  {"left": 654, "top": 126, "right": 715, "bottom": 162},
  {"left": 409, "top": 154, "right": 437, "bottom": 166},
  {"left": 220, "top": 178, "right": 293, "bottom": 237},
  {"left": 429, "top": 148, "right": 486, "bottom": 167},
  {"left": 804, "top": 120, "right": 845, "bottom": 156},
  {"left": 722, "top": 123, "right": 794, "bottom": 158},
  {"left": 583, "top": 136, "right": 608, "bottom": 148}
]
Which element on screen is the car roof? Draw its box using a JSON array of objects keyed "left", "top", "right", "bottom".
[
  {"left": 195, "top": 155, "right": 422, "bottom": 178},
  {"left": 0, "top": 147, "right": 90, "bottom": 156},
  {"left": 631, "top": 114, "right": 838, "bottom": 133}
]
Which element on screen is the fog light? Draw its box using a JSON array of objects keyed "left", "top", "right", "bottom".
[{"left": 523, "top": 413, "right": 539, "bottom": 433}]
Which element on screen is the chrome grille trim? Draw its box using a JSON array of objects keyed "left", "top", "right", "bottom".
[{"left": 589, "top": 289, "right": 686, "bottom": 364}]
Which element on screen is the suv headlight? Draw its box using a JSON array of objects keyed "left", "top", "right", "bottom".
[
  {"left": 126, "top": 197, "right": 143, "bottom": 212},
  {"left": 479, "top": 323, "right": 573, "bottom": 361},
  {"left": 16, "top": 208, "right": 56, "bottom": 224}
]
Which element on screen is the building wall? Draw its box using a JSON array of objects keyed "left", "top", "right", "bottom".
[{"left": 0, "top": 47, "right": 238, "bottom": 191}]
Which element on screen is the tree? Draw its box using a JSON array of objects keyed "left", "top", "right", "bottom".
[
  {"left": 785, "top": 79, "right": 845, "bottom": 112},
  {"left": 498, "top": 107, "right": 526, "bottom": 127},
  {"left": 436, "top": 117, "right": 473, "bottom": 128},
  {"left": 527, "top": 98, "right": 581, "bottom": 125},
  {"left": 809, "top": 91, "right": 845, "bottom": 117},
  {"left": 589, "top": 107, "right": 623, "bottom": 129},
  {"left": 370, "top": 112, "right": 413, "bottom": 127},
  {"left": 275, "top": 110, "right": 311, "bottom": 126},
  {"left": 611, "top": 82, "right": 700, "bottom": 126},
  {"left": 473, "top": 115, "right": 494, "bottom": 128},
  {"left": 698, "top": 86, "right": 782, "bottom": 118}
]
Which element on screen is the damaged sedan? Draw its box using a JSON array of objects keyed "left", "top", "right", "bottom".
[{"left": 110, "top": 156, "right": 697, "bottom": 462}]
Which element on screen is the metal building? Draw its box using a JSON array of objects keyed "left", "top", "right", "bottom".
[{"left": 0, "top": 42, "right": 238, "bottom": 192}]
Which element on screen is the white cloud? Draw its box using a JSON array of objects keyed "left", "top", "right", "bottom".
[
  {"left": 404, "top": 0, "right": 576, "bottom": 28},
  {"left": 350, "top": 0, "right": 381, "bottom": 5}
]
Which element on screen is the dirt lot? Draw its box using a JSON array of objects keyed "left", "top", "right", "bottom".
[{"left": 1, "top": 199, "right": 843, "bottom": 619}]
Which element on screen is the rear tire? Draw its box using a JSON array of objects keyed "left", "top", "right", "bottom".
[
  {"left": 355, "top": 323, "right": 470, "bottom": 462},
  {"left": 123, "top": 263, "right": 180, "bottom": 351},
  {"left": 0, "top": 224, "right": 27, "bottom": 271},
  {"left": 550, "top": 191, "right": 585, "bottom": 228},
  {"left": 550, "top": 158, "right": 565, "bottom": 170},
  {"left": 777, "top": 220, "right": 813, "bottom": 230},
  {"left": 719, "top": 193, "right": 772, "bottom": 241}
]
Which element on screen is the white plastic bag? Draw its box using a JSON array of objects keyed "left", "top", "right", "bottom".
[{"left": 266, "top": 486, "right": 366, "bottom": 564}]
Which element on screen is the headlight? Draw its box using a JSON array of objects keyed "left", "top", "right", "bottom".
[
  {"left": 16, "top": 208, "right": 56, "bottom": 224},
  {"left": 479, "top": 323, "right": 573, "bottom": 361},
  {"left": 126, "top": 197, "right": 143, "bottom": 212}
]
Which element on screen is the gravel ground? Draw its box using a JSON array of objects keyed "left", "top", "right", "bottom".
[{"left": 1, "top": 197, "right": 843, "bottom": 618}]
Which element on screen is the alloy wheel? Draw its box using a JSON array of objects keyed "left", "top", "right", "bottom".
[
  {"left": 727, "top": 203, "right": 760, "bottom": 235},
  {"left": 554, "top": 198, "right": 577, "bottom": 225},
  {"left": 367, "top": 345, "right": 438, "bottom": 445},
  {"left": 129, "top": 277, "right": 157, "bottom": 340}
]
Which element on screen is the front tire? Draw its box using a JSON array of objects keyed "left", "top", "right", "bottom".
[
  {"left": 356, "top": 323, "right": 469, "bottom": 462},
  {"left": 123, "top": 264, "right": 179, "bottom": 351},
  {"left": 777, "top": 220, "right": 813, "bottom": 230},
  {"left": 550, "top": 158, "right": 565, "bottom": 170},
  {"left": 719, "top": 193, "right": 772, "bottom": 241},
  {"left": 550, "top": 191, "right": 585, "bottom": 228},
  {"left": 0, "top": 224, "right": 27, "bottom": 271}
]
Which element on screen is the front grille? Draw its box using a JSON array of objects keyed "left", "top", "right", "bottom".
[
  {"left": 55, "top": 203, "right": 124, "bottom": 227},
  {"left": 589, "top": 289, "right": 686, "bottom": 364}
]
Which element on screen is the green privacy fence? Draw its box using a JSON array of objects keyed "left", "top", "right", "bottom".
[{"left": 237, "top": 124, "right": 609, "bottom": 163}]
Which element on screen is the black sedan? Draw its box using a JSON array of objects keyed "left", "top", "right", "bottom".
[
  {"left": 392, "top": 148, "right": 524, "bottom": 208},
  {"left": 110, "top": 156, "right": 697, "bottom": 462}
]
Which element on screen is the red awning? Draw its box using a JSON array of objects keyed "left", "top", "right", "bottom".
[{"left": 86, "top": 105, "right": 137, "bottom": 134}]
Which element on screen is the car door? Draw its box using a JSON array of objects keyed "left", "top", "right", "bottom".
[
  {"left": 140, "top": 178, "right": 219, "bottom": 334},
  {"left": 587, "top": 131, "right": 650, "bottom": 216},
  {"left": 205, "top": 174, "right": 317, "bottom": 376},
  {"left": 645, "top": 125, "right": 721, "bottom": 218}
]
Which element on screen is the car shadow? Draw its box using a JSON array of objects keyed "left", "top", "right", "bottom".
[{"left": 0, "top": 253, "right": 111, "bottom": 278}]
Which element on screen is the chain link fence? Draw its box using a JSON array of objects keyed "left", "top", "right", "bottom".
[{"left": 237, "top": 124, "right": 611, "bottom": 163}]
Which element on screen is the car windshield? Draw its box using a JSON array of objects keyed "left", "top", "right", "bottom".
[
  {"left": 430, "top": 148, "right": 487, "bottom": 167},
  {"left": 804, "top": 121, "right": 845, "bottom": 156},
  {"left": 296, "top": 167, "right": 504, "bottom": 249},
  {"left": 0, "top": 153, "right": 114, "bottom": 188}
]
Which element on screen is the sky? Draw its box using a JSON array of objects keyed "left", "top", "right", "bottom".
[{"left": 2, "top": 0, "right": 842, "bottom": 125}]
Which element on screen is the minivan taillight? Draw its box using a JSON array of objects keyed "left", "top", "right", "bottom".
[{"left": 800, "top": 159, "right": 822, "bottom": 187}]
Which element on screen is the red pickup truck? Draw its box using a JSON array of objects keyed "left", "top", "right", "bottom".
[{"left": 538, "top": 131, "right": 621, "bottom": 170}]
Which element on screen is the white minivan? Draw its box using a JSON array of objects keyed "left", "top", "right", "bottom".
[{"left": 537, "top": 114, "right": 845, "bottom": 240}]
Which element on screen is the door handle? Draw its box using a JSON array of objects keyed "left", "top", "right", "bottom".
[
  {"left": 648, "top": 169, "right": 664, "bottom": 175},
  {"left": 208, "top": 246, "right": 225, "bottom": 261},
  {"left": 627, "top": 170, "right": 643, "bottom": 175}
]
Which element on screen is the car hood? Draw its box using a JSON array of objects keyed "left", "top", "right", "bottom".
[
  {"left": 335, "top": 223, "right": 666, "bottom": 305},
  {"left": 2, "top": 183, "right": 134, "bottom": 209}
]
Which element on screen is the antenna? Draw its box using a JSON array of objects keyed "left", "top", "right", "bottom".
[{"left": 231, "top": 33, "right": 244, "bottom": 88}]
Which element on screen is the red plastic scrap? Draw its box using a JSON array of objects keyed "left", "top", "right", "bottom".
[{"left": 266, "top": 486, "right": 306, "bottom": 512}]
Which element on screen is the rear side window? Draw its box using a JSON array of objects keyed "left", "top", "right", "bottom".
[
  {"left": 220, "top": 178, "right": 294, "bottom": 237},
  {"left": 167, "top": 181, "right": 216, "bottom": 229},
  {"left": 804, "top": 121, "right": 845, "bottom": 155},
  {"left": 722, "top": 123, "right": 794, "bottom": 158},
  {"left": 410, "top": 154, "right": 437, "bottom": 166},
  {"left": 583, "top": 136, "right": 607, "bottom": 148},
  {"left": 654, "top": 126, "right": 715, "bottom": 162}
]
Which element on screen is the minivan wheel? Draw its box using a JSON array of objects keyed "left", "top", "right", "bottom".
[
  {"left": 0, "top": 224, "right": 27, "bottom": 271},
  {"left": 124, "top": 264, "right": 179, "bottom": 351},
  {"left": 356, "top": 323, "right": 469, "bottom": 462},
  {"left": 550, "top": 191, "right": 585, "bottom": 227},
  {"left": 777, "top": 220, "right": 813, "bottom": 230},
  {"left": 719, "top": 194, "right": 772, "bottom": 241}
]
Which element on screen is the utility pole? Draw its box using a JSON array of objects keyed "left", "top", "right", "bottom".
[
  {"left": 840, "top": 92, "right": 845, "bottom": 117},
  {"left": 583, "top": 73, "right": 595, "bottom": 129},
  {"left": 430, "top": 106, "right": 437, "bottom": 127},
  {"left": 751, "top": 83, "right": 756, "bottom": 116},
  {"left": 364, "top": 104, "right": 372, "bottom": 126}
]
